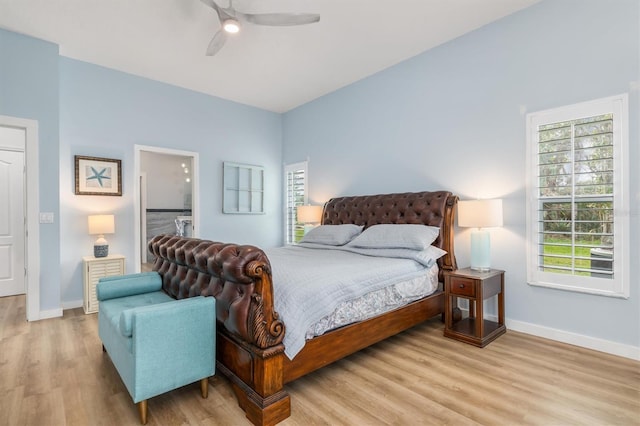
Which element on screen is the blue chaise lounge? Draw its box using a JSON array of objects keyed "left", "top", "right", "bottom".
[{"left": 97, "top": 271, "right": 216, "bottom": 424}]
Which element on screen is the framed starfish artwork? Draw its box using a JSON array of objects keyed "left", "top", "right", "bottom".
[{"left": 74, "top": 155, "right": 122, "bottom": 196}]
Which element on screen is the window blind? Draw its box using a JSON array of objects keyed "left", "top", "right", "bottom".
[
  {"left": 537, "top": 114, "right": 614, "bottom": 278},
  {"left": 285, "top": 164, "right": 307, "bottom": 244}
]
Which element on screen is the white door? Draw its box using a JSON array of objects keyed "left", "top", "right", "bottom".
[{"left": 0, "top": 150, "right": 25, "bottom": 297}]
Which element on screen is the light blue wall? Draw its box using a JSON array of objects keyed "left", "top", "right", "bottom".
[
  {"left": 59, "top": 58, "right": 283, "bottom": 304},
  {"left": 1, "top": 28, "right": 282, "bottom": 309},
  {"left": 283, "top": 0, "right": 640, "bottom": 348},
  {"left": 0, "top": 28, "right": 61, "bottom": 312}
]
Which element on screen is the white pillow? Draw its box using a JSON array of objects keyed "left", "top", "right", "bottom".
[
  {"left": 347, "top": 224, "right": 440, "bottom": 250},
  {"left": 416, "top": 245, "right": 448, "bottom": 267},
  {"left": 299, "top": 224, "right": 364, "bottom": 246}
]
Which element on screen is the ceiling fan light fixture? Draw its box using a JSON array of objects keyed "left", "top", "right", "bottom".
[
  {"left": 201, "top": 0, "right": 320, "bottom": 56},
  {"left": 223, "top": 18, "right": 240, "bottom": 33}
]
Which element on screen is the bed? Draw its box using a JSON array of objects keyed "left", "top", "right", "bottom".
[{"left": 148, "top": 190, "right": 458, "bottom": 425}]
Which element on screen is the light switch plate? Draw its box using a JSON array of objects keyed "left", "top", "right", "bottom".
[{"left": 39, "top": 212, "right": 54, "bottom": 223}]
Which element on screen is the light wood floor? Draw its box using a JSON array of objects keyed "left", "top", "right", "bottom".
[{"left": 1, "top": 295, "right": 638, "bottom": 426}]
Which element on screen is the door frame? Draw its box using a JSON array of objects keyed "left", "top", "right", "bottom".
[
  {"left": 139, "top": 172, "right": 147, "bottom": 263},
  {"left": 0, "top": 115, "right": 40, "bottom": 321},
  {"left": 133, "top": 144, "right": 199, "bottom": 272}
]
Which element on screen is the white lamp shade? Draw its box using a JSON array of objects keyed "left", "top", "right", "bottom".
[
  {"left": 88, "top": 214, "right": 115, "bottom": 235},
  {"left": 458, "top": 199, "right": 503, "bottom": 228},
  {"left": 297, "top": 205, "right": 323, "bottom": 224}
]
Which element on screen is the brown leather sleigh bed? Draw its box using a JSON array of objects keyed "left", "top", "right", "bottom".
[{"left": 148, "top": 190, "right": 458, "bottom": 425}]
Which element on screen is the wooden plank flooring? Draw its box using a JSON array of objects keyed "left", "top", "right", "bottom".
[{"left": 1, "top": 294, "right": 638, "bottom": 425}]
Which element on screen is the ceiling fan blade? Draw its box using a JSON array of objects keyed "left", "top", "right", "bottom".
[
  {"left": 206, "top": 30, "right": 227, "bottom": 56},
  {"left": 240, "top": 12, "right": 320, "bottom": 26},
  {"left": 200, "top": 0, "right": 219, "bottom": 10}
]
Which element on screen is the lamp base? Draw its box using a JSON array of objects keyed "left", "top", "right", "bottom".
[
  {"left": 470, "top": 229, "right": 491, "bottom": 271},
  {"left": 94, "top": 245, "right": 109, "bottom": 258}
]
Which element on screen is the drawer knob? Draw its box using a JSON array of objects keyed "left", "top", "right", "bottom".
[{"left": 459, "top": 284, "right": 465, "bottom": 288}]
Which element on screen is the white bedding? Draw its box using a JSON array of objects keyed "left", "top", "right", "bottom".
[
  {"left": 306, "top": 265, "right": 439, "bottom": 340},
  {"left": 265, "top": 245, "right": 442, "bottom": 359}
]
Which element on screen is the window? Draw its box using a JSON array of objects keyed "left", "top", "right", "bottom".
[
  {"left": 223, "top": 162, "right": 264, "bottom": 214},
  {"left": 526, "top": 94, "right": 629, "bottom": 298},
  {"left": 284, "top": 161, "right": 308, "bottom": 244}
]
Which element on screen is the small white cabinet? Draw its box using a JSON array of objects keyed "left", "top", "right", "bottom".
[{"left": 83, "top": 254, "right": 125, "bottom": 314}]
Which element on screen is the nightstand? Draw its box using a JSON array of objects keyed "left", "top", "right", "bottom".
[
  {"left": 83, "top": 254, "right": 125, "bottom": 314},
  {"left": 444, "top": 268, "right": 505, "bottom": 347}
]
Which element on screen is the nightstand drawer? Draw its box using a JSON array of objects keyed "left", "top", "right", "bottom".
[{"left": 449, "top": 277, "right": 476, "bottom": 297}]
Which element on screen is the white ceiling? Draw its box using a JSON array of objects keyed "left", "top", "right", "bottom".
[{"left": 0, "top": 0, "right": 540, "bottom": 113}]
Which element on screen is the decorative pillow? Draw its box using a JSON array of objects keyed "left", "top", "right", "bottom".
[
  {"left": 299, "top": 224, "right": 364, "bottom": 246},
  {"left": 343, "top": 245, "right": 447, "bottom": 268},
  {"left": 415, "top": 245, "right": 448, "bottom": 267},
  {"left": 347, "top": 224, "right": 440, "bottom": 250},
  {"left": 97, "top": 272, "right": 161, "bottom": 301}
]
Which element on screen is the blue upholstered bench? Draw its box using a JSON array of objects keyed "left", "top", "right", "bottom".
[{"left": 97, "top": 271, "right": 215, "bottom": 424}]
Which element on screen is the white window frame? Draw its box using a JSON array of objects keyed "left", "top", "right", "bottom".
[
  {"left": 284, "top": 161, "right": 308, "bottom": 245},
  {"left": 526, "top": 94, "right": 629, "bottom": 298}
]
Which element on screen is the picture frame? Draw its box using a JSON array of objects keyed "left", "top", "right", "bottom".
[{"left": 74, "top": 155, "right": 122, "bottom": 196}]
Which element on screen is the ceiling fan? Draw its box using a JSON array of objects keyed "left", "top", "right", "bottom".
[{"left": 200, "top": 0, "right": 321, "bottom": 56}]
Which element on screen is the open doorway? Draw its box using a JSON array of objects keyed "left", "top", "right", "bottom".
[{"left": 133, "top": 145, "right": 199, "bottom": 273}]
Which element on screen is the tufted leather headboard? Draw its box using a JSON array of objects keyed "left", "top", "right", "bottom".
[{"left": 322, "top": 191, "right": 458, "bottom": 278}]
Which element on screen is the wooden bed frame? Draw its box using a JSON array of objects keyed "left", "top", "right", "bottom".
[{"left": 148, "top": 190, "right": 458, "bottom": 425}]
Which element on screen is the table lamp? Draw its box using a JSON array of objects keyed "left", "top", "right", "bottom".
[
  {"left": 297, "top": 205, "right": 323, "bottom": 234},
  {"left": 457, "top": 199, "right": 503, "bottom": 271},
  {"left": 88, "top": 214, "right": 115, "bottom": 258}
]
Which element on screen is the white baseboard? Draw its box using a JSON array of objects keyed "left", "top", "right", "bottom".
[
  {"left": 506, "top": 318, "right": 640, "bottom": 361},
  {"left": 38, "top": 300, "right": 84, "bottom": 319},
  {"left": 38, "top": 308, "right": 63, "bottom": 320},
  {"left": 459, "top": 309, "right": 640, "bottom": 361},
  {"left": 61, "top": 299, "right": 83, "bottom": 310}
]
